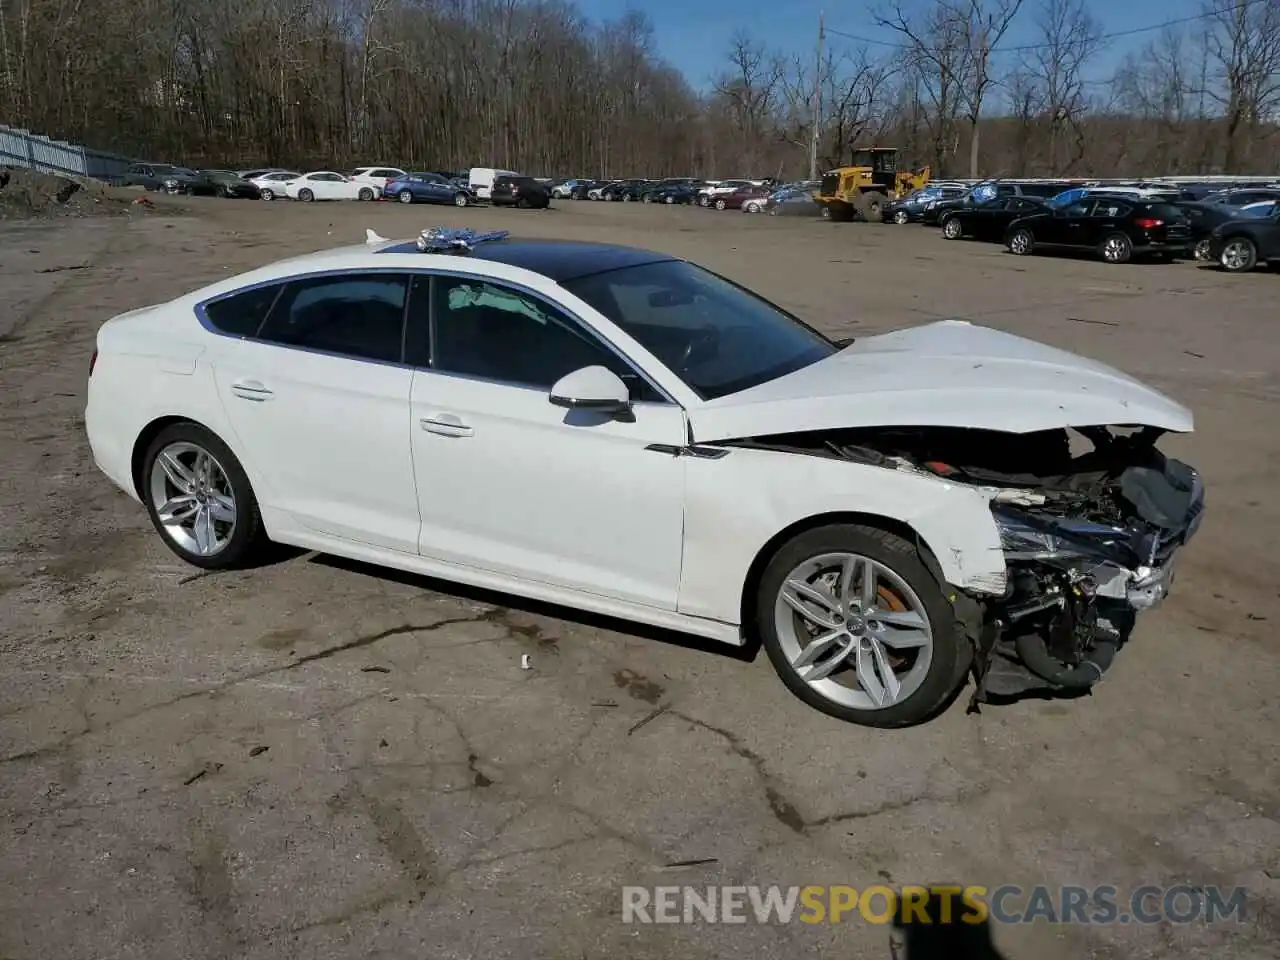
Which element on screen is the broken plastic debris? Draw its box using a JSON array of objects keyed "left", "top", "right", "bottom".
[
  {"left": 365, "top": 227, "right": 389, "bottom": 244},
  {"left": 520, "top": 654, "right": 532, "bottom": 670}
]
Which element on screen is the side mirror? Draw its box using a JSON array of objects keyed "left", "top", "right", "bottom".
[{"left": 549, "top": 366, "right": 631, "bottom": 415}]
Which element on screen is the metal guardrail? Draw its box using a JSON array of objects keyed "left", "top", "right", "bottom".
[{"left": 0, "top": 124, "right": 134, "bottom": 182}]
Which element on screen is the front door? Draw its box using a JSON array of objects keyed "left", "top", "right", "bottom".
[
  {"left": 406, "top": 274, "right": 689, "bottom": 610},
  {"left": 209, "top": 271, "right": 420, "bottom": 553}
]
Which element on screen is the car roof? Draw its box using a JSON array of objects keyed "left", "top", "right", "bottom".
[{"left": 374, "top": 237, "right": 675, "bottom": 282}]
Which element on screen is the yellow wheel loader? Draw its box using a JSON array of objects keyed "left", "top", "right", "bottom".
[{"left": 813, "top": 148, "right": 931, "bottom": 222}]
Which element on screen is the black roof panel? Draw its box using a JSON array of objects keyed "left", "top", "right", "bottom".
[{"left": 378, "top": 237, "right": 676, "bottom": 282}]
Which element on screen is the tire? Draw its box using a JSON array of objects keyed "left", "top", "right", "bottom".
[
  {"left": 622, "top": 194, "right": 632, "bottom": 202},
  {"left": 642, "top": 194, "right": 652, "bottom": 203},
  {"left": 860, "top": 192, "right": 886, "bottom": 222},
  {"left": 1219, "top": 237, "right": 1257, "bottom": 273},
  {"left": 745, "top": 200, "right": 762, "bottom": 214},
  {"left": 893, "top": 209, "right": 909, "bottom": 224},
  {"left": 1099, "top": 232, "right": 1132, "bottom": 264},
  {"left": 715, "top": 198, "right": 727, "bottom": 210},
  {"left": 453, "top": 192, "right": 468, "bottom": 207},
  {"left": 664, "top": 195, "right": 674, "bottom": 204},
  {"left": 141, "top": 422, "right": 268, "bottom": 570},
  {"left": 298, "top": 188, "right": 314, "bottom": 202},
  {"left": 398, "top": 190, "right": 413, "bottom": 204},
  {"left": 358, "top": 187, "right": 375, "bottom": 201},
  {"left": 757, "top": 523, "right": 967, "bottom": 728},
  {"left": 260, "top": 188, "right": 274, "bottom": 201},
  {"left": 942, "top": 216, "right": 963, "bottom": 240},
  {"left": 1007, "top": 227, "right": 1034, "bottom": 255},
  {"left": 1193, "top": 237, "right": 1211, "bottom": 261}
]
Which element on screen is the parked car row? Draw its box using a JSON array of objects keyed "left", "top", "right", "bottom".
[{"left": 877, "top": 177, "right": 1280, "bottom": 274}]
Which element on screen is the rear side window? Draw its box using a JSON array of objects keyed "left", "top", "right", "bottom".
[
  {"left": 1146, "top": 203, "right": 1187, "bottom": 220},
  {"left": 256, "top": 273, "right": 409, "bottom": 363},
  {"left": 203, "top": 284, "right": 283, "bottom": 337}
]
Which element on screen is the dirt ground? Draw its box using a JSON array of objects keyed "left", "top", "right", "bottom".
[{"left": 1, "top": 196, "right": 1277, "bottom": 960}]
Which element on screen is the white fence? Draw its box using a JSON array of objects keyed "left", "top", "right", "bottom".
[{"left": 0, "top": 124, "right": 134, "bottom": 182}]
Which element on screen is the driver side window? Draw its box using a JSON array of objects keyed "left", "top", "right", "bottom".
[{"left": 426, "top": 276, "right": 663, "bottom": 401}]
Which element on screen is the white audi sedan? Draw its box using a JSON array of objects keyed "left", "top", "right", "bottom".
[
  {"left": 85, "top": 229, "right": 1205, "bottom": 726},
  {"left": 284, "top": 171, "right": 380, "bottom": 202}
]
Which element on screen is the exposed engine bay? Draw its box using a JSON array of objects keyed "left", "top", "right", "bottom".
[{"left": 729, "top": 424, "right": 1206, "bottom": 704}]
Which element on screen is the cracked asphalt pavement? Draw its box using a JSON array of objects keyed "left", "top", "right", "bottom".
[{"left": 1, "top": 199, "right": 1278, "bottom": 959}]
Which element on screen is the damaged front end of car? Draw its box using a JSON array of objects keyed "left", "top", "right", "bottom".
[{"left": 732, "top": 423, "right": 1205, "bottom": 707}]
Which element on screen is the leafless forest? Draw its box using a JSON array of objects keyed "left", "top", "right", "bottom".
[{"left": 0, "top": 0, "right": 1277, "bottom": 178}]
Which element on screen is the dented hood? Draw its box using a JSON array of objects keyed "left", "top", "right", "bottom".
[{"left": 688, "top": 320, "right": 1193, "bottom": 442}]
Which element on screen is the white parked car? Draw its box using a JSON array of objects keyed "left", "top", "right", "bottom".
[
  {"left": 247, "top": 170, "right": 301, "bottom": 201},
  {"left": 350, "top": 166, "right": 407, "bottom": 193},
  {"left": 285, "top": 171, "right": 380, "bottom": 202},
  {"left": 84, "top": 230, "right": 1204, "bottom": 727}
]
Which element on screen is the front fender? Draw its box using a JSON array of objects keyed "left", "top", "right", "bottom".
[{"left": 676, "top": 447, "right": 1007, "bottom": 625}]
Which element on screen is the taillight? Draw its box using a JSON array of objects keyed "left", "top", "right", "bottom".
[
  {"left": 89, "top": 348, "right": 98, "bottom": 376},
  {"left": 1134, "top": 217, "right": 1163, "bottom": 229}
]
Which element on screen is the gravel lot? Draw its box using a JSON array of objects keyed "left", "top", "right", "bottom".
[{"left": 1, "top": 197, "right": 1277, "bottom": 960}]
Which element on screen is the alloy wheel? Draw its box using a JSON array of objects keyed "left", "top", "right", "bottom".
[
  {"left": 399, "top": 190, "right": 413, "bottom": 203},
  {"left": 894, "top": 210, "right": 909, "bottom": 224},
  {"left": 1194, "top": 238, "right": 1210, "bottom": 260},
  {"left": 260, "top": 189, "right": 274, "bottom": 201},
  {"left": 1102, "top": 235, "right": 1130, "bottom": 263},
  {"left": 773, "top": 552, "right": 933, "bottom": 710},
  {"left": 1221, "top": 239, "right": 1256, "bottom": 272},
  {"left": 148, "top": 441, "right": 237, "bottom": 558},
  {"left": 943, "top": 217, "right": 962, "bottom": 239},
  {"left": 1009, "top": 229, "right": 1032, "bottom": 254},
  {"left": 454, "top": 192, "right": 468, "bottom": 206}
]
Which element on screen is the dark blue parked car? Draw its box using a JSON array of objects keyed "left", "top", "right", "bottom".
[{"left": 383, "top": 172, "right": 475, "bottom": 206}]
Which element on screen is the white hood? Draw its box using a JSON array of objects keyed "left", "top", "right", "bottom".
[{"left": 688, "top": 320, "right": 1193, "bottom": 443}]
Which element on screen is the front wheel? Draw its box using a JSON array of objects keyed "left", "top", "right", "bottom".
[
  {"left": 453, "top": 192, "right": 469, "bottom": 207},
  {"left": 942, "top": 216, "right": 963, "bottom": 240},
  {"left": 1007, "top": 227, "right": 1034, "bottom": 255},
  {"left": 142, "top": 423, "right": 269, "bottom": 570},
  {"left": 715, "top": 198, "right": 727, "bottom": 210},
  {"left": 757, "top": 524, "right": 966, "bottom": 727},
  {"left": 893, "top": 209, "right": 909, "bottom": 224},
  {"left": 1220, "top": 237, "right": 1257, "bottom": 272},
  {"left": 398, "top": 190, "right": 414, "bottom": 204},
  {"left": 1100, "top": 232, "right": 1132, "bottom": 264}
]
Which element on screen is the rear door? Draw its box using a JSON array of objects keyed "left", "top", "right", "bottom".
[
  {"left": 1086, "top": 198, "right": 1133, "bottom": 248},
  {"left": 208, "top": 271, "right": 420, "bottom": 552}
]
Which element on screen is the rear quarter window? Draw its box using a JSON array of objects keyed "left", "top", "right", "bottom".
[
  {"left": 202, "top": 284, "right": 284, "bottom": 337},
  {"left": 1147, "top": 203, "right": 1188, "bottom": 220}
]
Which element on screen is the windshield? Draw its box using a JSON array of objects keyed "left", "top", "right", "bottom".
[{"left": 563, "top": 260, "right": 837, "bottom": 400}]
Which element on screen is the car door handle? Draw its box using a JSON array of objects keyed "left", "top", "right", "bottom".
[
  {"left": 230, "top": 379, "right": 274, "bottom": 401},
  {"left": 420, "top": 414, "right": 473, "bottom": 437}
]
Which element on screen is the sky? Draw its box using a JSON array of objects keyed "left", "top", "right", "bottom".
[{"left": 576, "top": 0, "right": 1206, "bottom": 92}]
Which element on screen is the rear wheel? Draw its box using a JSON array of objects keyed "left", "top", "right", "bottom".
[
  {"left": 893, "top": 209, "right": 909, "bottom": 224},
  {"left": 260, "top": 188, "right": 275, "bottom": 201},
  {"left": 1100, "top": 232, "right": 1132, "bottom": 264},
  {"left": 298, "top": 188, "right": 314, "bottom": 202},
  {"left": 1193, "top": 237, "right": 1211, "bottom": 260},
  {"left": 942, "top": 216, "right": 963, "bottom": 240},
  {"left": 1007, "top": 227, "right": 1034, "bottom": 255},
  {"left": 757, "top": 524, "right": 966, "bottom": 728},
  {"left": 715, "top": 198, "right": 728, "bottom": 210},
  {"left": 142, "top": 422, "right": 269, "bottom": 570},
  {"left": 1220, "top": 237, "right": 1257, "bottom": 272},
  {"left": 358, "top": 187, "right": 375, "bottom": 201}
]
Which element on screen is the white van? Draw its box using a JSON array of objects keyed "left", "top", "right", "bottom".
[{"left": 469, "top": 167, "right": 521, "bottom": 200}]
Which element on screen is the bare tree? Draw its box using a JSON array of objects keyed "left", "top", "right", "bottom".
[
  {"left": 712, "top": 31, "right": 783, "bottom": 173},
  {"left": 1022, "top": 0, "right": 1101, "bottom": 172},
  {"left": 1198, "top": 0, "right": 1280, "bottom": 171}
]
